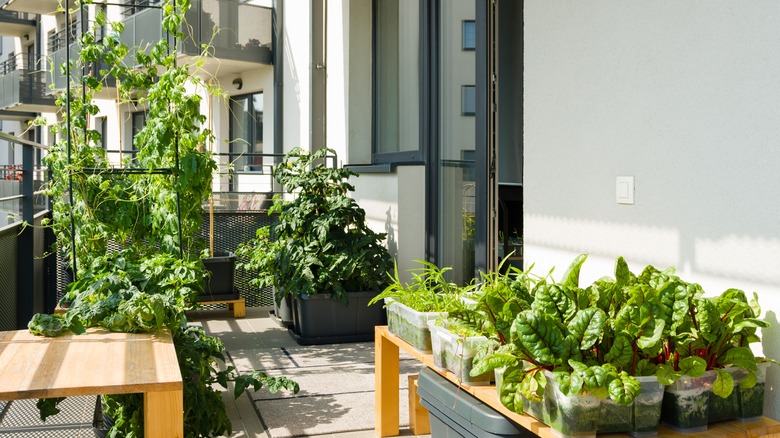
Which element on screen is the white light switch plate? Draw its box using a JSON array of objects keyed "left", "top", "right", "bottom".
[{"left": 616, "top": 176, "right": 634, "bottom": 204}]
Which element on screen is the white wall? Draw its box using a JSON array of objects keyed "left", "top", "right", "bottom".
[
  {"left": 351, "top": 166, "right": 426, "bottom": 283},
  {"left": 282, "top": 1, "right": 311, "bottom": 151},
  {"left": 524, "top": 0, "right": 780, "bottom": 420}
]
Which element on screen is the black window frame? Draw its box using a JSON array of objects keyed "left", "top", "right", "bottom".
[{"left": 228, "top": 91, "right": 264, "bottom": 190}]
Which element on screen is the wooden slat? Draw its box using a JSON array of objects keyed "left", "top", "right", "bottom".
[
  {"left": 374, "top": 326, "right": 780, "bottom": 438},
  {"left": 0, "top": 328, "right": 182, "bottom": 400},
  {"left": 145, "top": 389, "right": 184, "bottom": 438},
  {"left": 375, "top": 326, "right": 400, "bottom": 437}
]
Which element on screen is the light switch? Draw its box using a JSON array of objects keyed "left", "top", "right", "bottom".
[{"left": 616, "top": 176, "right": 634, "bottom": 204}]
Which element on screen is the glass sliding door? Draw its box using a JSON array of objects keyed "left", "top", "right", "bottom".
[
  {"left": 438, "top": 0, "right": 477, "bottom": 284},
  {"left": 229, "top": 92, "right": 264, "bottom": 175}
]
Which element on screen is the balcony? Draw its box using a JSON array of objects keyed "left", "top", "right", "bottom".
[
  {"left": 0, "top": 9, "right": 35, "bottom": 37},
  {"left": 0, "top": 53, "right": 57, "bottom": 112},
  {"left": 0, "top": 0, "right": 59, "bottom": 15},
  {"left": 121, "top": 0, "right": 272, "bottom": 75},
  {"left": 48, "top": 23, "right": 117, "bottom": 97}
]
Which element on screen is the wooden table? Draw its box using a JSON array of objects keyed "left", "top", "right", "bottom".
[
  {"left": 0, "top": 328, "right": 183, "bottom": 438},
  {"left": 374, "top": 326, "right": 780, "bottom": 438}
]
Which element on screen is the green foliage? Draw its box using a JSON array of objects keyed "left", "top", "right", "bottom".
[
  {"left": 237, "top": 147, "right": 393, "bottom": 305},
  {"left": 31, "top": 1, "right": 298, "bottom": 436},
  {"left": 367, "top": 260, "right": 465, "bottom": 312}
]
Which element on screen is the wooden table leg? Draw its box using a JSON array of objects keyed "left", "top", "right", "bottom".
[
  {"left": 375, "top": 327, "right": 400, "bottom": 437},
  {"left": 145, "top": 389, "right": 183, "bottom": 438}
]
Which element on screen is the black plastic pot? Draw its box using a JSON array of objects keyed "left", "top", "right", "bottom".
[
  {"left": 201, "top": 251, "right": 239, "bottom": 300},
  {"left": 288, "top": 290, "right": 387, "bottom": 345}
]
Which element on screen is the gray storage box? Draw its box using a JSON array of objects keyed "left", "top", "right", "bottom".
[{"left": 417, "top": 368, "right": 534, "bottom": 438}]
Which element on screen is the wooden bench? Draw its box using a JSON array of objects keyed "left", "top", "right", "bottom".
[
  {"left": 0, "top": 328, "right": 183, "bottom": 438},
  {"left": 196, "top": 297, "right": 246, "bottom": 318}
]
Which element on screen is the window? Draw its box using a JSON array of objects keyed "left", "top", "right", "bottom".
[
  {"left": 373, "top": 0, "right": 421, "bottom": 163},
  {"left": 229, "top": 92, "right": 263, "bottom": 178},
  {"left": 461, "top": 85, "right": 476, "bottom": 116},
  {"left": 462, "top": 20, "right": 476, "bottom": 50},
  {"left": 94, "top": 117, "right": 107, "bottom": 150}
]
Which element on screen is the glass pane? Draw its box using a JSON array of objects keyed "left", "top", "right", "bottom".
[
  {"left": 439, "top": 0, "right": 476, "bottom": 284},
  {"left": 252, "top": 93, "right": 263, "bottom": 167},
  {"left": 375, "top": 0, "right": 419, "bottom": 154},
  {"left": 230, "top": 96, "right": 251, "bottom": 171}
]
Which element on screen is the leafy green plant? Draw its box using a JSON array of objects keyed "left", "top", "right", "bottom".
[
  {"left": 28, "top": 1, "right": 299, "bottom": 436},
  {"left": 367, "top": 260, "right": 466, "bottom": 312},
  {"left": 237, "top": 147, "right": 393, "bottom": 305}
]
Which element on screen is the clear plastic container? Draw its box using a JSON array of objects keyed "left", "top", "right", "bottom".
[
  {"left": 385, "top": 298, "right": 446, "bottom": 352},
  {"left": 427, "top": 321, "right": 492, "bottom": 385},
  {"left": 737, "top": 362, "right": 768, "bottom": 421},
  {"left": 598, "top": 375, "right": 664, "bottom": 437},
  {"left": 543, "top": 370, "right": 599, "bottom": 438},
  {"left": 660, "top": 370, "right": 717, "bottom": 432}
]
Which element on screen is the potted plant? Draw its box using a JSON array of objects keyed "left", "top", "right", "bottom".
[
  {"left": 237, "top": 147, "right": 393, "bottom": 344},
  {"left": 31, "top": 2, "right": 298, "bottom": 436},
  {"left": 368, "top": 260, "right": 465, "bottom": 352}
]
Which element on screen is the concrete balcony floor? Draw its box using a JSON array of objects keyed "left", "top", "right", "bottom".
[{"left": 0, "top": 307, "right": 431, "bottom": 438}]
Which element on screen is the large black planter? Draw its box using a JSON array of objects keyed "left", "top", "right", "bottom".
[
  {"left": 288, "top": 290, "right": 387, "bottom": 345},
  {"left": 201, "top": 251, "right": 239, "bottom": 300},
  {"left": 271, "top": 292, "right": 294, "bottom": 328}
]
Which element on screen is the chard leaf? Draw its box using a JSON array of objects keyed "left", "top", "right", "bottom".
[
  {"left": 567, "top": 307, "right": 607, "bottom": 350},
  {"left": 499, "top": 366, "right": 530, "bottom": 411},
  {"left": 678, "top": 356, "right": 707, "bottom": 377},
  {"left": 532, "top": 284, "right": 578, "bottom": 323},
  {"left": 561, "top": 254, "right": 588, "bottom": 288},
  {"left": 656, "top": 363, "right": 682, "bottom": 385},
  {"left": 615, "top": 256, "right": 630, "bottom": 287},
  {"left": 604, "top": 334, "right": 633, "bottom": 369},
  {"left": 717, "top": 347, "right": 756, "bottom": 372},
  {"left": 636, "top": 318, "right": 665, "bottom": 350},
  {"left": 470, "top": 352, "right": 518, "bottom": 376},
  {"left": 512, "top": 310, "right": 565, "bottom": 365},
  {"left": 554, "top": 370, "right": 575, "bottom": 395},
  {"left": 608, "top": 373, "right": 641, "bottom": 405},
  {"left": 733, "top": 318, "right": 769, "bottom": 331},
  {"left": 562, "top": 335, "right": 583, "bottom": 362},
  {"left": 615, "top": 305, "right": 641, "bottom": 335},
  {"left": 712, "top": 368, "right": 734, "bottom": 399},
  {"left": 634, "top": 359, "right": 658, "bottom": 376},
  {"left": 694, "top": 298, "right": 722, "bottom": 344},
  {"left": 739, "top": 371, "right": 757, "bottom": 389}
]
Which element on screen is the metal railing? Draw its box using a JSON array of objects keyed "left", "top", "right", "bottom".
[
  {"left": 0, "top": 132, "right": 49, "bottom": 329},
  {"left": 48, "top": 21, "right": 80, "bottom": 52},
  {"left": 0, "top": 53, "right": 53, "bottom": 110}
]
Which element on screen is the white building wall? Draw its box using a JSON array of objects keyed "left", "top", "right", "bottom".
[
  {"left": 524, "top": 0, "right": 780, "bottom": 420},
  {"left": 282, "top": 1, "right": 311, "bottom": 151}
]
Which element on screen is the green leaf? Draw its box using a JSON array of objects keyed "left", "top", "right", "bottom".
[
  {"left": 36, "top": 397, "right": 66, "bottom": 421},
  {"left": 678, "top": 356, "right": 707, "bottom": 377},
  {"left": 608, "top": 373, "right": 641, "bottom": 405},
  {"left": 656, "top": 364, "right": 682, "bottom": 385},
  {"left": 615, "top": 256, "right": 631, "bottom": 287},
  {"left": 566, "top": 307, "right": 607, "bottom": 350},
  {"left": 604, "top": 334, "right": 633, "bottom": 369},
  {"left": 712, "top": 368, "right": 735, "bottom": 399},
  {"left": 561, "top": 254, "right": 588, "bottom": 288},
  {"left": 511, "top": 310, "right": 565, "bottom": 365}
]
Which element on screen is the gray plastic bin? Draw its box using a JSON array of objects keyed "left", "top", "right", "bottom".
[{"left": 417, "top": 368, "right": 534, "bottom": 438}]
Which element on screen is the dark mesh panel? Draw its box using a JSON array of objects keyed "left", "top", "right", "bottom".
[
  {"left": 199, "top": 210, "right": 277, "bottom": 307},
  {"left": 0, "top": 225, "right": 18, "bottom": 331},
  {"left": 47, "top": 210, "right": 276, "bottom": 309}
]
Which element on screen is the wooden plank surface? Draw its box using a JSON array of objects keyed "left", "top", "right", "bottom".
[
  {"left": 0, "top": 328, "right": 182, "bottom": 400},
  {"left": 375, "top": 326, "right": 401, "bottom": 436},
  {"left": 375, "top": 326, "right": 780, "bottom": 438}
]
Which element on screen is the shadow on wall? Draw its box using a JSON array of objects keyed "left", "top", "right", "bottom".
[{"left": 385, "top": 206, "right": 398, "bottom": 259}]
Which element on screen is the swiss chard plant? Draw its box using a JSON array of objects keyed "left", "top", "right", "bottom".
[
  {"left": 237, "top": 147, "right": 393, "bottom": 305},
  {"left": 29, "top": 1, "right": 298, "bottom": 436}
]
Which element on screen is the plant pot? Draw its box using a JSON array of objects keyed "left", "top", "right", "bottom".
[
  {"left": 428, "top": 321, "right": 492, "bottom": 385},
  {"left": 598, "top": 376, "right": 664, "bottom": 437},
  {"left": 201, "top": 251, "right": 238, "bottom": 299},
  {"left": 288, "top": 290, "right": 387, "bottom": 345},
  {"left": 737, "top": 362, "right": 769, "bottom": 421},
  {"left": 708, "top": 363, "right": 769, "bottom": 423},
  {"left": 660, "top": 370, "right": 717, "bottom": 432},
  {"left": 541, "top": 370, "right": 599, "bottom": 438},
  {"left": 385, "top": 298, "right": 446, "bottom": 353},
  {"left": 271, "top": 291, "right": 294, "bottom": 328}
]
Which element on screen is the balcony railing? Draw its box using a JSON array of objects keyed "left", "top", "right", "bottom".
[
  {"left": 47, "top": 21, "right": 80, "bottom": 53},
  {"left": 0, "top": 132, "right": 49, "bottom": 330},
  {"left": 121, "top": 0, "right": 272, "bottom": 65},
  {"left": 0, "top": 53, "right": 56, "bottom": 110}
]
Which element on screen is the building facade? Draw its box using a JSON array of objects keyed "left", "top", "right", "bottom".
[{"left": 1, "top": 0, "right": 778, "bottom": 421}]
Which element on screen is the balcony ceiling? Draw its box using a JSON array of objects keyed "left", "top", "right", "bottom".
[
  {"left": 185, "top": 55, "right": 272, "bottom": 79},
  {"left": 0, "top": 19, "right": 35, "bottom": 37},
  {"left": 1, "top": 102, "right": 58, "bottom": 114},
  {"left": 1, "top": 0, "right": 60, "bottom": 15}
]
